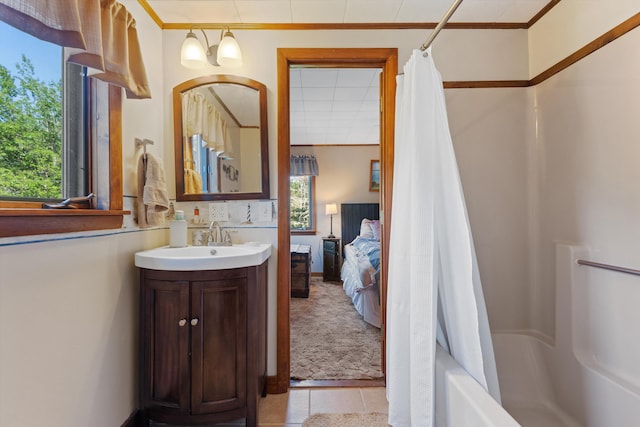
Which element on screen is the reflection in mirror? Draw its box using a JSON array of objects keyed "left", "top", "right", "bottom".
[{"left": 173, "top": 75, "right": 269, "bottom": 201}]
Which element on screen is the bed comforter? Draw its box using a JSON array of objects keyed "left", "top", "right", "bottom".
[{"left": 341, "top": 237, "right": 381, "bottom": 328}]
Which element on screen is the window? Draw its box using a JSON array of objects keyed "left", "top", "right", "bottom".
[
  {"left": 0, "top": 20, "right": 125, "bottom": 238},
  {"left": 0, "top": 20, "right": 88, "bottom": 201},
  {"left": 290, "top": 175, "right": 315, "bottom": 233}
]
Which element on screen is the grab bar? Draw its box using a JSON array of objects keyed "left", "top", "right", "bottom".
[{"left": 576, "top": 259, "right": 640, "bottom": 277}]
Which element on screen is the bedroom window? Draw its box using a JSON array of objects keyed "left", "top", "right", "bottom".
[{"left": 290, "top": 175, "right": 316, "bottom": 233}]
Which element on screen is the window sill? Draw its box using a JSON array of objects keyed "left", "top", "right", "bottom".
[
  {"left": 0, "top": 209, "right": 130, "bottom": 238},
  {"left": 291, "top": 230, "right": 317, "bottom": 236}
]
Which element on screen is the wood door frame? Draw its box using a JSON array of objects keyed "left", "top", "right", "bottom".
[{"left": 274, "top": 48, "right": 397, "bottom": 393}]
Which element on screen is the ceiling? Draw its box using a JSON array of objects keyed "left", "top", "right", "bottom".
[
  {"left": 144, "top": 0, "right": 550, "bottom": 25},
  {"left": 145, "top": 0, "right": 552, "bottom": 146},
  {"left": 290, "top": 68, "right": 380, "bottom": 146}
]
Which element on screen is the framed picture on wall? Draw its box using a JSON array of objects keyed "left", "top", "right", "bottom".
[{"left": 369, "top": 160, "right": 380, "bottom": 192}]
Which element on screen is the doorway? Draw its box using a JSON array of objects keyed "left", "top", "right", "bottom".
[{"left": 274, "top": 48, "right": 398, "bottom": 393}]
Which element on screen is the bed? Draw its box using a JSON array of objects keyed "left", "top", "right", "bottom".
[{"left": 340, "top": 203, "right": 381, "bottom": 328}]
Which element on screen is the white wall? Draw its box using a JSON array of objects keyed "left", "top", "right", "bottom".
[
  {"left": 240, "top": 128, "right": 262, "bottom": 192},
  {"left": 121, "top": 1, "right": 166, "bottom": 198},
  {"left": 529, "top": 22, "right": 640, "bottom": 340},
  {"left": 0, "top": 230, "right": 166, "bottom": 427},
  {"left": 499, "top": 7, "right": 640, "bottom": 423},
  {"left": 446, "top": 88, "right": 532, "bottom": 332},
  {"left": 528, "top": 0, "right": 640, "bottom": 77}
]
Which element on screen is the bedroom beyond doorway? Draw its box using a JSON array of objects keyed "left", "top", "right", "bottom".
[
  {"left": 288, "top": 66, "right": 384, "bottom": 386},
  {"left": 276, "top": 47, "right": 397, "bottom": 393}
]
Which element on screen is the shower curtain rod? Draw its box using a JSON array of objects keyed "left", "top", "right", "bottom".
[
  {"left": 577, "top": 259, "right": 640, "bottom": 277},
  {"left": 420, "top": 0, "right": 464, "bottom": 53}
]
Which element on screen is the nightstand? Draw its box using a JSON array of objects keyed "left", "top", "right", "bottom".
[{"left": 322, "top": 238, "right": 341, "bottom": 282}]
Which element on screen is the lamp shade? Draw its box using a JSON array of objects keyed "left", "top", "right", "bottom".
[
  {"left": 181, "top": 31, "right": 205, "bottom": 69},
  {"left": 217, "top": 30, "right": 242, "bottom": 68},
  {"left": 325, "top": 203, "right": 338, "bottom": 216}
]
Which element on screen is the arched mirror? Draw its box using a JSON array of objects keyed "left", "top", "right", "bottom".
[{"left": 173, "top": 75, "right": 269, "bottom": 201}]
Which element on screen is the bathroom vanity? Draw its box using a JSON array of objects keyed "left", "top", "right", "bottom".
[
  {"left": 136, "top": 246, "right": 269, "bottom": 427},
  {"left": 137, "top": 70, "right": 273, "bottom": 426}
]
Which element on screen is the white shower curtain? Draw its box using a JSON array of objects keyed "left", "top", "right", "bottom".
[{"left": 386, "top": 49, "right": 501, "bottom": 427}]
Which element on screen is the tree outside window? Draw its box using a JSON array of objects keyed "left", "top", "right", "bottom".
[
  {"left": 290, "top": 175, "right": 314, "bottom": 231},
  {"left": 0, "top": 20, "right": 86, "bottom": 202}
]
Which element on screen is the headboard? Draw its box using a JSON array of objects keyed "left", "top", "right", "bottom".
[{"left": 340, "top": 203, "right": 380, "bottom": 252}]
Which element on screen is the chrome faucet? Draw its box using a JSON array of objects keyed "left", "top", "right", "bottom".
[
  {"left": 208, "top": 221, "right": 231, "bottom": 246},
  {"left": 208, "top": 221, "right": 221, "bottom": 244}
]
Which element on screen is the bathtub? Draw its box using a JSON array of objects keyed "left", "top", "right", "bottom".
[
  {"left": 490, "top": 244, "right": 640, "bottom": 427},
  {"left": 435, "top": 344, "right": 519, "bottom": 427},
  {"left": 434, "top": 333, "right": 579, "bottom": 427},
  {"left": 434, "top": 244, "right": 640, "bottom": 427},
  {"left": 492, "top": 332, "right": 582, "bottom": 427}
]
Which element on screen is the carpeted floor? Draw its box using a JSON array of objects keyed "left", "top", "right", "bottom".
[
  {"left": 290, "top": 278, "right": 383, "bottom": 380},
  {"left": 303, "top": 413, "right": 389, "bottom": 427}
]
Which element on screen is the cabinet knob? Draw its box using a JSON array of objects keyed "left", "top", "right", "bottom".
[
  {"left": 178, "top": 319, "right": 187, "bottom": 327},
  {"left": 190, "top": 318, "right": 199, "bottom": 326}
]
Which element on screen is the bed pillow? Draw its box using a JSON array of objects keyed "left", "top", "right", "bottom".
[
  {"left": 360, "top": 219, "right": 375, "bottom": 239},
  {"left": 369, "top": 220, "right": 380, "bottom": 241}
]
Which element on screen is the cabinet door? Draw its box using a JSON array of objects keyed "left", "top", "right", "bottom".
[
  {"left": 141, "top": 279, "right": 190, "bottom": 413},
  {"left": 323, "top": 239, "right": 336, "bottom": 255},
  {"left": 191, "top": 278, "right": 247, "bottom": 415}
]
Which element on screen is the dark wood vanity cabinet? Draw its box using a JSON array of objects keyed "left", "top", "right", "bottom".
[{"left": 139, "top": 262, "right": 268, "bottom": 426}]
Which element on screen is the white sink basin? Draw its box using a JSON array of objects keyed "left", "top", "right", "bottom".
[{"left": 134, "top": 243, "right": 271, "bottom": 271}]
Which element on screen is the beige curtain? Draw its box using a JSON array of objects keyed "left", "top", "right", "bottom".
[
  {"left": 0, "top": 0, "right": 87, "bottom": 49},
  {"left": 182, "top": 91, "right": 235, "bottom": 155},
  {"left": 0, "top": 0, "right": 151, "bottom": 99}
]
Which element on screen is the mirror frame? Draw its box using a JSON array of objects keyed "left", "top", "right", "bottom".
[{"left": 173, "top": 74, "right": 270, "bottom": 201}]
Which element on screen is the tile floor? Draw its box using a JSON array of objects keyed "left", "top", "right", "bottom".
[{"left": 220, "top": 387, "right": 389, "bottom": 426}]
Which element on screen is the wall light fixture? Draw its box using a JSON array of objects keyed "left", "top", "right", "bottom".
[{"left": 180, "top": 28, "right": 242, "bottom": 69}]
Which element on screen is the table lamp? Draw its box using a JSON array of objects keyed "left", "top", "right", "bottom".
[{"left": 326, "top": 203, "right": 337, "bottom": 238}]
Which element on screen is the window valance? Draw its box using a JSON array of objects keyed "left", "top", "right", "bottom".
[
  {"left": 291, "top": 155, "right": 319, "bottom": 176},
  {"left": 0, "top": 0, "right": 151, "bottom": 99},
  {"left": 182, "top": 91, "right": 235, "bottom": 158}
]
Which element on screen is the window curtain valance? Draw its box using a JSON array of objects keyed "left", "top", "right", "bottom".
[
  {"left": 182, "top": 91, "right": 235, "bottom": 158},
  {"left": 290, "top": 155, "right": 319, "bottom": 176},
  {"left": 0, "top": 0, "right": 151, "bottom": 99}
]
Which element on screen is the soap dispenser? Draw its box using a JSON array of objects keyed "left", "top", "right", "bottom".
[{"left": 169, "top": 210, "right": 187, "bottom": 247}]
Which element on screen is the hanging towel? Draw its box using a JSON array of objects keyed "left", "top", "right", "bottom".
[
  {"left": 136, "top": 152, "right": 169, "bottom": 228},
  {"left": 184, "top": 168, "right": 203, "bottom": 194}
]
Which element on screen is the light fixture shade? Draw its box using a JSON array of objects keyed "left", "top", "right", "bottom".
[
  {"left": 325, "top": 203, "right": 338, "bottom": 216},
  {"left": 217, "top": 30, "right": 242, "bottom": 68},
  {"left": 181, "top": 31, "right": 206, "bottom": 69}
]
